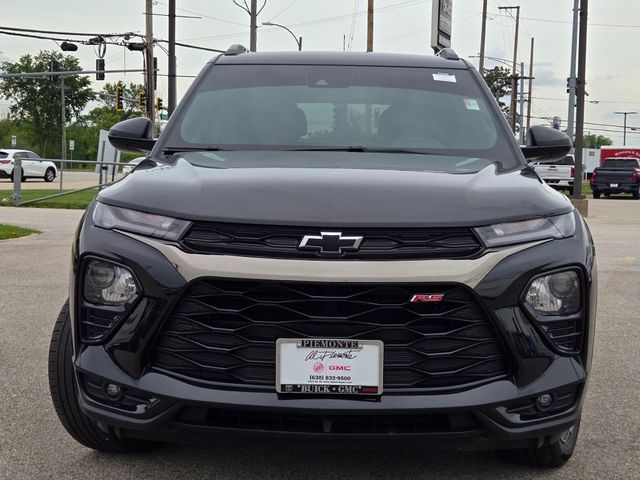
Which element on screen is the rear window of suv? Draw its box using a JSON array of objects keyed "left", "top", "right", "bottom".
[
  {"left": 0, "top": 151, "right": 8, "bottom": 159},
  {"left": 161, "top": 64, "right": 517, "bottom": 172}
]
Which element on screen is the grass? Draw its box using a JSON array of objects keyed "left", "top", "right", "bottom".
[
  {"left": 0, "top": 189, "right": 98, "bottom": 209},
  {"left": 0, "top": 224, "right": 39, "bottom": 240}
]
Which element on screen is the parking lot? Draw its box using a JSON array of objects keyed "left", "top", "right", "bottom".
[{"left": 0, "top": 201, "right": 638, "bottom": 480}]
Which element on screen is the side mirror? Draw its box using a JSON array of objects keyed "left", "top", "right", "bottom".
[
  {"left": 108, "top": 117, "right": 156, "bottom": 153},
  {"left": 521, "top": 125, "right": 572, "bottom": 162}
]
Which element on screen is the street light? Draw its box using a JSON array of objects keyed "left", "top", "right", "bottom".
[
  {"left": 614, "top": 111, "right": 638, "bottom": 146},
  {"left": 262, "top": 22, "right": 302, "bottom": 51}
]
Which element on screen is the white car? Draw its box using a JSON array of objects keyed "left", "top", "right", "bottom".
[
  {"left": 0, "top": 149, "right": 58, "bottom": 182},
  {"left": 122, "top": 157, "right": 145, "bottom": 175}
]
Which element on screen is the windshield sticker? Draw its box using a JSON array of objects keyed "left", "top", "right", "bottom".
[
  {"left": 464, "top": 98, "right": 480, "bottom": 111},
  {"left": 432, "top": 72, "right": 457, "bottom": 83}
]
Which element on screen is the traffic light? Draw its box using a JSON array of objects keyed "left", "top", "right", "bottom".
[
  {"left": 153, "top": 57, "right": 158, "bottom": 90},
  {"left": 138, "top": 91, "right": 146, "bottom": 109},
  {"left": 115, "top": 85, "right": 123, "bottom": 111},
  {"left": 96, "top": 58, "right": 105, "bottom": 81},
  {"left": 49, "top": 61, "right": 59, "bottom": 82},
  {"left": 156, "top": 97, "right": 163, "bottom": 112}
]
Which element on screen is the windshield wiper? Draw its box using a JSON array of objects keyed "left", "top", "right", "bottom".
[
  {"left": 163, "top": 146, "right": 229, "bottom": 154},
  {"left": 286, "top": 146, "right": 454, "bottom": 156}
]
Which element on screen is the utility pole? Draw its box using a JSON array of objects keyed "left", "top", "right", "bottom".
[
  {"left": 60, "top": 76, "right": 66, "bottom": 192},
  {"left": 145, "top": 0, "right": 156, "bottom": 131},
  {"left": 566, "top": 0, "right": 580, "bottom": 144},
  {"left": 479, "top": 0, "right": 488, "bottom": 73},
  {"left": 367, "top": 0, "right": 374, "bottom": 52},
  {"left": 614, "top": 111, "right": 637, "bottom": 146},
  {"left": 519, "top": 61, "right": 525, "bottom": 144},
  {"left": 572, "top": 0, "right": 588, "bottom": 199},
  {"left": 526, "top": 37, "right": 535, "bottom": 135},
  {"left": 168, "top": 0, "right": 176, "bottom": 117},
  {"left": 250, "top": 0, "right": 258, "bottom": 51},
  {"left": 499, "top": 6, "right": 520, "bottom": 133}
]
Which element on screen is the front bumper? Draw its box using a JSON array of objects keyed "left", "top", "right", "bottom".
[{"left": 69, "top": 206, "right": 596, "bottom": 448}]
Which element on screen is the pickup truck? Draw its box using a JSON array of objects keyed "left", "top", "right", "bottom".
[
  {"left": 531, "top": 154, "right": 575, "bottom": 192},
  {"left": 590, "top": 157, "right": 640, "bottom": 199}
]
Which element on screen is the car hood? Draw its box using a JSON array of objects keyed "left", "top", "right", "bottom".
[{"left": 98, "top": 157, "right": 573, "bottom": 228}]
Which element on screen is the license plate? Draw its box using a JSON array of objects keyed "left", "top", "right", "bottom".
[
  {"left": 610, "top": 183, "right": 618, "bottom": 187},
  {"left": 276, "top": 338, "right": 383, "bottom": 395}
]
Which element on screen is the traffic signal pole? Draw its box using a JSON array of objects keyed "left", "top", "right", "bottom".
[
  {"left": 145, "top": 0, "right": 156, "bottom": 131},
  {"left": 168, "top": 0, "right": 177, "bottom": 117}
]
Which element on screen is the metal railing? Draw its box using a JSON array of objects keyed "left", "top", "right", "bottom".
[{"left": 9, "top": 157, "right": 124, "bottom": 206}]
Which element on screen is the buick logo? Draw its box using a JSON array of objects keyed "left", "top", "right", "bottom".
[{"left": 298, "top": 232, "right": 363, "bottom": 254}]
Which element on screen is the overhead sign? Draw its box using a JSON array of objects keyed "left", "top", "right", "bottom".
[{"left": 431, "top": 0, "right": 453, "bottom": 53}]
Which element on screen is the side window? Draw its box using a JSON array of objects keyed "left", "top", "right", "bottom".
[
  {"left": 13, "top": 152, "right": 26, "bottom": 160},
  {"left": 27, "top": 152, "right": 41, "bottom": 159}
]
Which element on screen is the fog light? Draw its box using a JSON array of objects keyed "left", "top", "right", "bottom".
[
  {"left": 524, "top": 270, "right": 580, "bottom": 315},
  {"left": 536, "top": 393, "right": 554, "bottom": 410},
  {"left": 84, "top": 259, "right": 138, "bottom": 305},
  {"left": 105, "top": 383, "right": 122, "bottom": 399}
]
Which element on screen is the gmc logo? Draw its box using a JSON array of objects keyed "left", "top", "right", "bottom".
[
  {"left": 410, "top": 294, "right": 445, "bottom": 303},
  {"left": 329, "top": 365, "right": 351, "bottom": 371}
]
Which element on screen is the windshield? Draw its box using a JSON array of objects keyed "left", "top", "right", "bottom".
[
  {"left": 161, "top": 64, "right": 516, "bottom": 171},
  {"left": 604, "top": 158, "right": 639, "bottom": 168}
]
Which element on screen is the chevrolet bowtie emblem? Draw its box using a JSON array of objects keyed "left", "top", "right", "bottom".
[{"left": 298, "top": 232, "right": 363, "bottom": 254}]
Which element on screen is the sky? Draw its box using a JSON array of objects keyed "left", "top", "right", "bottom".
[{"left": 1, "top": 0, "right": 639, "bottom": 146}]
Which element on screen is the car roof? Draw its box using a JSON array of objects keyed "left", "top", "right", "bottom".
[
  {"left": 0, "top": 149, "right": 34, "bottom": 154},
  {"left": 212, "top": 51, "right": 469, "bottom": 70}
]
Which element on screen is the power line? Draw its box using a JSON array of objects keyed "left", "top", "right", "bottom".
[
  {"left": 267, "top": 0, "right": 302, "bottom": 22},
  {"left": 153, "top": 1, "right": 247, "bottom": 27},
  {"left": 0, "top": 25, "right": 138, "bottom": 38},
  {"left": 155, "top": 39, "right": 224, "bottom": 53}
]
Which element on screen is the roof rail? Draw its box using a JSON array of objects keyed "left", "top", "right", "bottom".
[
  {"left": 225, "top": 44, "right": 248, "bottom": 56},
  {"left": 436, "top": 48, "right": 459, "bottom": 61}
]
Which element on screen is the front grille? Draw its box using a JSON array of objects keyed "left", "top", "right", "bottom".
[
  {"left": 181, "top": 222, "right": 483, "bottom": 260},
  {"left": 175, "top": 406, "right": 481, "bottom": 435},
  {"left": 151, "top": 279, "right": 508, "bottom": 391}
]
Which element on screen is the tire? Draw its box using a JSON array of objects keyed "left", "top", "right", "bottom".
[
  {"left": 633, "top": 189, "right": 640, "bottom": 200},
  {"left": 499, "top": 420, "right": 580, "bottom": 469},
  {"left": 44, "top": 167, "right": 56, "bottom": 182},
  {"left": 592, "top": 190, "right": 601, "bottom": 199},
  {"left": 48, "top": 301, "right": 160, "bottom": 453}
]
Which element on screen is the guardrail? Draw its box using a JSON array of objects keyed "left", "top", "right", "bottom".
[{"left": 10, "top": 157, "right": 123, "bottom": 206}]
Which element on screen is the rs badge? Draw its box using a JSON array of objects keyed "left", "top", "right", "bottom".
[{"left": 410, "top": 294, "right": 445, "bottom": 303}]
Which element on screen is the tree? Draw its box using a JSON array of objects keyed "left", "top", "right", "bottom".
[
  {"left": 482, "top": 66, "right": 512, "bottom": 114},
  {"left": 66, "top": 82, "right": 145, "bottom": 163},
  {"left": 583, "top": 134, "right": 613, "bottom": 149},
  {"left": 0, "top": 50, "right": 94, "bottom": 157}
]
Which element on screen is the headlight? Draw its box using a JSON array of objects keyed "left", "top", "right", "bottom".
[
  {"left": 93, "top": 202, "right": 191, "bottom": 241},
  {"left": 523, "top": 270, "right": 580, "bottom": 316},
  {"left": 475, "top": 212, "right": 575, "bottom": 247},
  {"left": 84, "top": 259, "right": 138, "bottom": 305}
]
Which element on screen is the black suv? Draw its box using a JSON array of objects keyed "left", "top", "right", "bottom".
[{"left": 49, "top": 46, "right": 596, "bottom": 468}]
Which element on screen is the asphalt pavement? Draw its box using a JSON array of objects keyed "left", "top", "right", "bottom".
[{"left": 0, "top": 201, "right": 638, "bottom": 480}]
